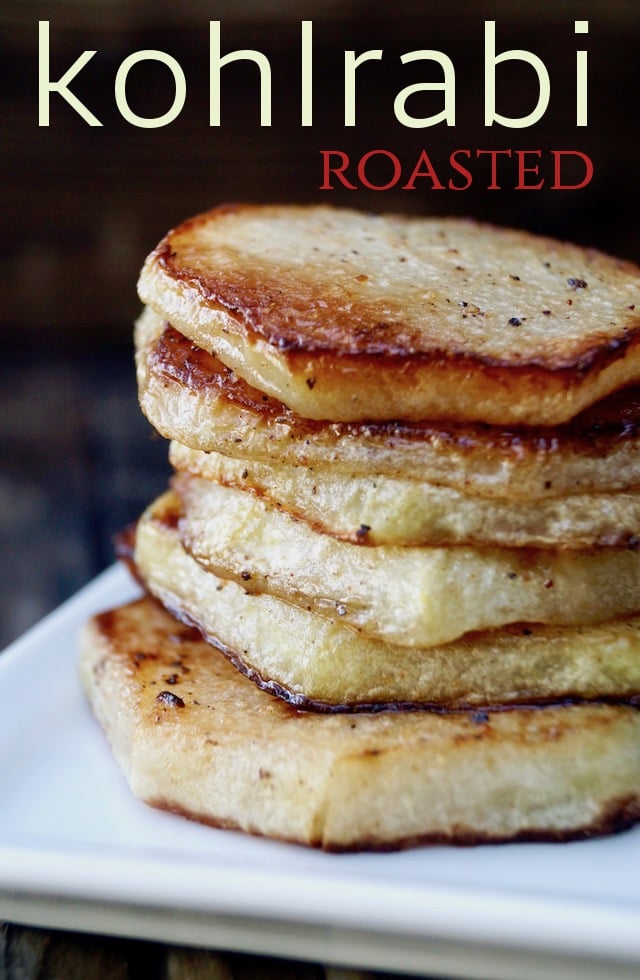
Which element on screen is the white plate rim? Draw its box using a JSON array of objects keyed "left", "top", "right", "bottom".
[{"left": 1, "top": 565, "right": 640, "bottom": 979}]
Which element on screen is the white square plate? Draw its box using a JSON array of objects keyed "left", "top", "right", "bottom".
[{"left": 1, "top": 564, "right": 640, "bottom": 980}]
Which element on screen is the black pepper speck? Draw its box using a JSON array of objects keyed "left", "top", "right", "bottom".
[{"left": 156, "top": 691, "right": 185, "bottom": 708}]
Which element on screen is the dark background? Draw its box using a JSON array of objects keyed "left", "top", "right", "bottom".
[{"left": 2, "top": 0, "right": 639, "bottom": 647}]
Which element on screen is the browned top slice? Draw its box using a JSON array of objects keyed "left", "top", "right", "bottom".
[{"left": 138, "top": 204, "right": 640, "bottom": 425}]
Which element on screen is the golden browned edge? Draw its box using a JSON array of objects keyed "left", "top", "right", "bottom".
[
  {"left": 151, "top": 326, "right": 640, "bottom": 458},
  {"left": 89, "top": 596, "right": 640, "bottom": 850},
  {"left": 150, "top": 204, "right": 640, "bottom": 400},
  {"left": 153, "top": 204, "right": 640, "bottom": 363}
]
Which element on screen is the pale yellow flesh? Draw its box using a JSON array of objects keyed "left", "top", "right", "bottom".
[
  {"left": 135, "top": 307, "right": 640, "bottom": 500},
  {"left": 79, "top": 595, "right": 640, "bottom": 849},
  {"left": 176, "top": 478, "right": 640, "bottom": 648},
  {"left": 135, "top": 498, "right": 640, "bottom": 708},
  {"left": 170, "top": 442, "right": 640, "bottom": 549},
  {"left": 137, "top": 206, "right": 640, "bottom": 425}
]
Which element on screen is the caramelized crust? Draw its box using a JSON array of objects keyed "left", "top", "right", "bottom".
[
  {"left": 137, "top": 316, "right": 640, "bottom": 498},
  {"left": 138, "top": 205, "right": 640, "bottom": 425},
  {"left": 153, "top": 324, "right": 640, "bottom": 448}
]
